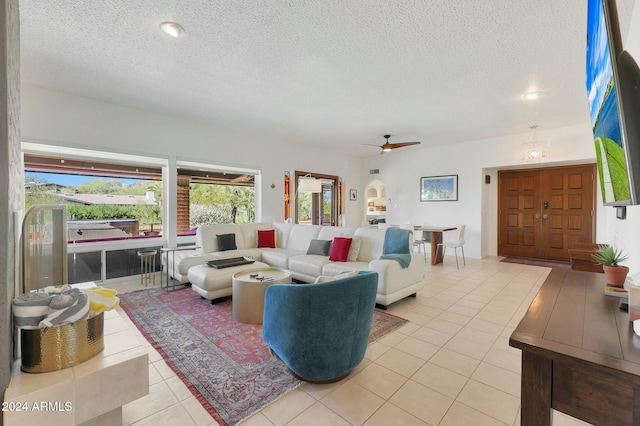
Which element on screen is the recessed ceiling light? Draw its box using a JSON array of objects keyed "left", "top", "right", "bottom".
[
  {"left": 160, "top": 21, "right": 184, "bottom": 38},
  {"left": 524, "top": 91, "right": 541, "bottom": 100}
]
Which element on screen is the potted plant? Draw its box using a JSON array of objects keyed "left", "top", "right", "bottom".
[{"left": 592, "top": 244, "right": 630, "bottom": 287}]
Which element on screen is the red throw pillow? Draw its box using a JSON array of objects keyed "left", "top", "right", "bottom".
[
  {"left": 329, "top": 237, "right": 352, "bottom": 262},
  {"left": 257, "top": 229, "right": 276, "bottom": 248}
]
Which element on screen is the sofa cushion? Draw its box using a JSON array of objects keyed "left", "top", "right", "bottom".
[
  {"left": 272, "top": 222, "right": 294, "bottom": 248},
  {"left": 317, "top": 226, "right": 355, "bottom": 240},
  {"left": 196, "top": 224, "right": 245, "bottom": 253},
  {"left": 286, "top": 224, "right": 323, "bottom": 251},
  {"left": 175, "top": 253, "right": 220, "bottom": 275},
  {"left": 259, "top": 248, "right": 303, "bottom": 269},
  {"left": 306, "top": 239, "right": 332, "bottom": 256},
  {"left": 241, "top": 222, "right": 273, "bottom": 248},
  {"left": 216, "top": 233, "right": 237, "bottom": 251},
  {"left": 211, "top": 249, "right": 262, "bottom": 261},
  {"left": 289, "top": 254, "right": 332, "bottom": 278},
  {"left": 354, "top": 227, "right": 386, "bottom": 262},
  {"left": 329, "top": 237, "right": 352, "bottom": 262},
  {"left": 257, "top": 229, "right": 276, "bottom": 248}
]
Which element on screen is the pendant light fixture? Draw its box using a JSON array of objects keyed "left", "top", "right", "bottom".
[
  {"left": 521, "top": 125, "right": 549, "bottom": 162},
  {"left": 298, "top": 174, "right": 322, "bottom": 193}
]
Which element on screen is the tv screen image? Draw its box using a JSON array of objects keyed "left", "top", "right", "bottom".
[{"left": 586, "top": 0, "right": 630, "bottom": 205}]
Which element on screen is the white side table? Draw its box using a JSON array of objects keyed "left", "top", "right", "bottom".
[{"left": 232, "top": 268, "right": 292, "bottom": 324}]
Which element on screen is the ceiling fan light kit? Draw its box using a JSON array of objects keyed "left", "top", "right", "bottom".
[{"left": 364, "top": 135, "right": 421, "bottom": 154}]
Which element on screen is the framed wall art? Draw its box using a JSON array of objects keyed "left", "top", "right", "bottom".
[
  {"left": 420, "top": 175, "right": 458, "bottom": 201},
  {"left": 349, "top": 189, "right": 357, "bottom": 201}
]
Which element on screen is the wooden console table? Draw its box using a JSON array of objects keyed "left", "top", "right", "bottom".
[
  {"left": 413, "top": 226, "right": 457, "bottom": 265},
  {"left": 510, "top": 269, "right": 640, "bottom": 426}
]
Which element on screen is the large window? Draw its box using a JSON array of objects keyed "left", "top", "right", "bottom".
[
  {"left": 24, "top": 153, "right": 163, "bottom": 242},
  {"left": 22, "top": 146, "right": 262, "bottom": 283},
  {"left": 176, "top": 163, "right": 258, "bottom": 235}
]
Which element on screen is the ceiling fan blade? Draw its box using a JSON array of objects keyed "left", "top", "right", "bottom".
[
  {"left": 362, "top": 143, "right": 383, "bottom": 147},
  {"left": 386, "top": 141, "right": 421, "bottom": 149}
]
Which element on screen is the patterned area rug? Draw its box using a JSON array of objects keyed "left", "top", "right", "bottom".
[{"left": 119, "top": 287, "right": 408, "bottom": 426}]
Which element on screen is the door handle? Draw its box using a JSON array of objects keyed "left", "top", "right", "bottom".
[
  {"left": 542, "top": 214, "right": 548, "bottom": 220},
  {"left": 535, "top": 213, "right": 541, "bottom": 219}
]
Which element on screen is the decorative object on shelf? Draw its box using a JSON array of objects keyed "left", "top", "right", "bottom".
[
  {"left": 591, "top": 244, "right": 629, "bottom": 287},
  {"left": 521, "top": 125, "right": 549, "bottom": 163},
  {"left": 350, "top": 189, "right": 357, "bottom": 201},
  {"left": 420, "top": 175, "right": 458, "bottom": 201}
]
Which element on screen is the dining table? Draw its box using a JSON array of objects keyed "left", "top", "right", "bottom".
[{"left": 413, "top": 226, "right": 458, "bottom": 265}]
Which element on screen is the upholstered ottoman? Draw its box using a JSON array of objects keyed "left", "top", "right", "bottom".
[{"left": 188, "top": 261, "right": 269, "bottom": 301}]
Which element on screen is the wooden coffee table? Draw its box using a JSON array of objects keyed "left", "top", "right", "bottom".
[{"left": 231, "top": 268, "right": 292, "bottom": 324}]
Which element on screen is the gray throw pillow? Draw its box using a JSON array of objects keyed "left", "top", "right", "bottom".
[
  {"left": 216, "top": 233, "right": 237, "bottom": 251},
  {"left": 306, "top": 239, "right": 332, "bottom": 256}
]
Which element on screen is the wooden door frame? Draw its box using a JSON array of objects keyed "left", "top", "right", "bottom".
[
  {"left": 294, "top": 171, "right": 339, "bottom": 225},
  {"left": 498, "top": 164, "right": 597, "bottom": 259}
]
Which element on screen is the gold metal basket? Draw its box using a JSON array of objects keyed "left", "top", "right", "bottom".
[{"left": 20, "top": 313, "right": 104, "bottom": 373}]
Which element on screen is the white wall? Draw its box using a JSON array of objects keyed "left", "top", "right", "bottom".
[
  {"left": 20, "top": 86, "right": 364, "bottom": 228},
  {"left": 360, "top": 123, "right": 603, "bottom": 261}
]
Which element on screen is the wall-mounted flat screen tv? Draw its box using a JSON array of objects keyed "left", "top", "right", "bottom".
[{"left": 586, "top": 0, "right": 640, "bottom": 206}]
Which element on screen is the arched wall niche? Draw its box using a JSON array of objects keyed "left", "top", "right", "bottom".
[{"left": 363, "top": 179, "right": 387, "bottom": 225}]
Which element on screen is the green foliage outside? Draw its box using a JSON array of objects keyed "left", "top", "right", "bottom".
[
  {"left": 296, "top": 191, "right": 332, "bottom": 224},
  {"left": 594, "top": 137, "right": 630, "bottom": 201},
  {"left": 189, "top": 183, "right": 255, "bottom": 226},
  {"left": 24, "top": 174, "right": 255, "bottom": 230},
  {"left": 298, "top": 192, "right": 311, "bottom": 222},
  {"left": 67, "top": 204, "right": 161, "bottom": 224},
  {"left": 25, "top": 174, "right": 163, "bottom": 223}
]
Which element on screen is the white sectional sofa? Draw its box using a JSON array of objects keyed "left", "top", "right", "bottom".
[{"left": 162, "top": 222, "right": 425, "bottom": 308}]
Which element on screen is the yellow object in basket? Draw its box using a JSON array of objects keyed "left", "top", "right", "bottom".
[{"left": 85, "top": 287, "right": 120, "bottom": 316}]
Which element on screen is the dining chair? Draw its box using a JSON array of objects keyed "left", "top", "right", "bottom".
[
  {"left": 401, "top": 223, "right": 428, "bottom": 263},
  {"left": 419, "top": 226, "right": 431, "bottom": 259},
  {"left": 435, "top": 225, "right": 466, "bottom": 269}
]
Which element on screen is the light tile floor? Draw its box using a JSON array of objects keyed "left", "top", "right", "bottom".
[{"left": 105, "top": 256, "right": 589, "bottom": 426}]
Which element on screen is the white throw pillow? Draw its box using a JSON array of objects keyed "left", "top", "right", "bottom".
[
  {"left": 314, "top": 275, "right": 335, "bottom": 283},
  {"left": 314, "top": 270, "right": 359, "bottom": 283},
  {"left": 347, "top": 236, "right": 361, "bottom": 262}
]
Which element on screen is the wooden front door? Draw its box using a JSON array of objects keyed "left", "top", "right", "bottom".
[{"left": 498, "top": 165, "right": 596, "bottom": 261}]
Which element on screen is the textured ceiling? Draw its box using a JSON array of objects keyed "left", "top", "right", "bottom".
[{"left": 18, "top": 0, "right": 637, "bottom": 157}]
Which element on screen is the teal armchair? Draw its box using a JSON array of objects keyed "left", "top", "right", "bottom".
[{"left": 262, "top": 270, "right": 378, "bottom": 382}]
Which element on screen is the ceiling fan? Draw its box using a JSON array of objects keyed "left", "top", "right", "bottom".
[{"left": 364, "top": 135, "right": 421, "bottom": 154}]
